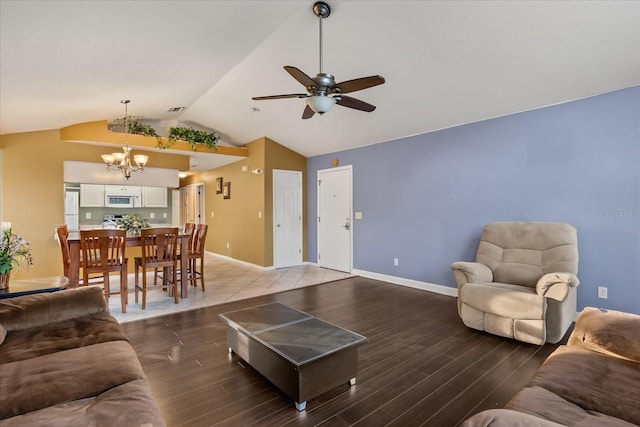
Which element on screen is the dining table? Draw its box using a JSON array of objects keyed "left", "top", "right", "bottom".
[{"left": 67, "top": 231, "right": 192, "bottom": 298}]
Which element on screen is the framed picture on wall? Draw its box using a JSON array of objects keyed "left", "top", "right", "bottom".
[
  {"left": 223, "top": 182, "right": 231, "bottom": 199},
  {"left": 216, "top": 177, "right": 223, "bottom": 194}
]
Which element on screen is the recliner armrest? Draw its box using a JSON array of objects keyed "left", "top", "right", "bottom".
[
  {"left": 451, "top": 262, "right": 493, "bottom": 285},
  {"left": 536, "top": 272, "right": 579, "bottom": 301}
]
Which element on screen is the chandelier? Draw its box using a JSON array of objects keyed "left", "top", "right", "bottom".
[{"left": 101, "top": 100, "right": 149, "bottom": 180}]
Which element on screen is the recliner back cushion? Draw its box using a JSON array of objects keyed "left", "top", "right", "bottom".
[{"left": 476, "top": 222, "right": 578, "bottom": 287}]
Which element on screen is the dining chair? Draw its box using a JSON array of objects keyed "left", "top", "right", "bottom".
[
  {"left": 79, "top": 229, "right": 128, "bottom": 313},
  {"left": 187, "top": 223, "right": 208, "bottom": 291},
  {"left": 154, "top": 223, "right": 195, "bottom": 287},
  {"left": 135, "top": 227, "right": 179, "bottom": 310},
  {"left": 55, "top": 225, "right": 71, "bottom": 279}
]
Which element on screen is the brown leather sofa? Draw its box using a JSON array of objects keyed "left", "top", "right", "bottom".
[
  {"left": 463, "top": 307, "right": 640, "bottom": 426},
  {"left": 0, "top": 286, "right": 165, "bottom": 426}
]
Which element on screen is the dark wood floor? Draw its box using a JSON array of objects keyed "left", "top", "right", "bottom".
[{"left": 121, "top": 276, "right": 569, "bottom": 427}]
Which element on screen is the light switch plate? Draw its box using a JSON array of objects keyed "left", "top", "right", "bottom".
[{"left": 355, "top": 212, "right": 363, "bottom": 220}]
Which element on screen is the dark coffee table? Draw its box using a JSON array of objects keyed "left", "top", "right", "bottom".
[{"left": 219, "top": 302, "right": 367, "bottom": 411}]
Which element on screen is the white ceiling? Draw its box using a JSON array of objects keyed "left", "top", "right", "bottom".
[{"left": 1, "top": 1, "right": 639, "bottom": 170}]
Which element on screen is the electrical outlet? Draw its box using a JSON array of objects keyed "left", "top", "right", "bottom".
[
  {"left": 85, "top": 212, "right": 91, "bottom": 219},
  {"left": 598, "top": 286, "right": 608, "bottom": 299},
  {"left": 149, "top": 213, "right": 155, "bottom": 219},
  {"left": 394, "top": 258, "right": 399, "bottom": 266},
  {"left": 226, "top": 242, "right": 230, "bottom": 249},
  {"left": 163, "top": 213, "right": 167, "bottom": 218}
]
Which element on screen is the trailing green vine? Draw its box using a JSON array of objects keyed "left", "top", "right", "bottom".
[
  {"left": 162, "top": 126, "right": 219, "bottom": 151},
  {"left": 109, "top": 117, "right": 219, "bottom": 151},
  {"left": 111, "top": 116, "right": 160, "bottom": 138}
]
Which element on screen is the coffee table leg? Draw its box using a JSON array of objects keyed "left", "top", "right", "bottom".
[
  {"left": 295, "top": 401, "right": 307, "bottom": 412},
  {"left": 350, "top": 377, "right": 356, "bottom": 386}
]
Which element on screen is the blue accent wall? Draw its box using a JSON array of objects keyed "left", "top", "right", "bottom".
[{"left": 307, "top": 86, "right": 640, "bottom": 314}]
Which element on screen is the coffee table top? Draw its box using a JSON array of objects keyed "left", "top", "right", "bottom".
[{"left": 220, "top": 303, "right": 367, "bottom": 366}]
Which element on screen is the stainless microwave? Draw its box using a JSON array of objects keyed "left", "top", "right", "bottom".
[{"left": 105, "top": 194, "right": 139, "bottom": 208}]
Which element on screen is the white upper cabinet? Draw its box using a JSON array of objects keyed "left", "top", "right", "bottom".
[
  {"left": 104, "top": 185, "right": 142, "bottom": 196},
  {"left": 143, "top": 187, "right": 168, "bottom": 208},
  {"left": 80, "top": 184, "right": 104, "bottom": 207}
]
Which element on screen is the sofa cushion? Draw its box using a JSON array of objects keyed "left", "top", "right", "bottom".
[
  {"left": 530, "top": 345, "right": 640, "bottom": 425},
  {"left": 0, "top": 340, "right": 146, "bottom": 419},
  {"left": 568, "top": 307, "right": 640, "bottom": 363},
  {"left": 0, "top": 311, "right": 127, "bottom": 364},
  {"left": 462, "top": 408, "right": 566, "bottom": 426},
  {"left": 0, "top": 287, "right": 107, "bottom": 332},
  {"left": 0, "top": 379, "right": 166, "bottom": 427},
  {"left": 506, "top": 385, "right": 637, "bottom": 427}
]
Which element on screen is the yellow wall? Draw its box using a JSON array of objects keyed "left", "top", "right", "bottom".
[
  {"left": 0, "top": 129, "right": 306, "bottom": 278},
  {"left": 183, "top": 137, "right": 307, "bottom": 267},
  {"left": 0, "top": 129, "right": 190, "bottom": 279}
]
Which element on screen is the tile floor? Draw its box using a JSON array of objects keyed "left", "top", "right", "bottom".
[{"left": 109, "top": 253, "right": 352, "bottom": 323}]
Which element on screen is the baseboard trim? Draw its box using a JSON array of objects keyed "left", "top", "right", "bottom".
[
  {"left": 207, "top": 252, "right": 276, "bottom": 271},
  {"left": 351, "top": 269, "right": 458, "bottom": 298}
]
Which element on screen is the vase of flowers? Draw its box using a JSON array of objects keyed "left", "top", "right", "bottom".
[
  {"left": 116, "top": 214, "right": 150, "bottom": 235},
  {"left": 0, "top": 222, "right": 34, "bottom": 289}
]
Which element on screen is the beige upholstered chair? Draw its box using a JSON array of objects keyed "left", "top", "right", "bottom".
[{"left": 451, "top": 222, "right": 579, "bottom": 345}]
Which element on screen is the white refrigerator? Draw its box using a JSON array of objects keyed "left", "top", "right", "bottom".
[{"left": 64, "top": 191, "right": 79, "bottom": 231}]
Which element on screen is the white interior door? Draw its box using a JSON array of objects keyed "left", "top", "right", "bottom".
[
  {"left": 317, "top": 166, "right": 352, "bottom": 272},
  {"left": 180, "top": 184, "right": 204, "bottom": 225},
  {"left": 273, "top": 170, "right": 303, "bottom": 268}
]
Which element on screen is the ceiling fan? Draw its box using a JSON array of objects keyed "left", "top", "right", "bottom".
[{"left": 252, "top": 1, "right": 385, "bottom": 119}]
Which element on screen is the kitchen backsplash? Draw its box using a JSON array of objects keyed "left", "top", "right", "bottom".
[{"left": 78, "top": 206, "right": 173, "bottom": 227}]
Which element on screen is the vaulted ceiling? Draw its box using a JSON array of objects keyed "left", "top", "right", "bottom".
[{"left": 1, "top": 1, "right": 639, "bottom": 170}]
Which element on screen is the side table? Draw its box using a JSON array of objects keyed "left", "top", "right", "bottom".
[{"left": 0, "top": 276, "right": 69, "bottom": 299}]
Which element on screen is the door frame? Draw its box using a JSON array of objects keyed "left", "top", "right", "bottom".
[{"left": 316, "top": 165, "right": 353, "bottom": 272}]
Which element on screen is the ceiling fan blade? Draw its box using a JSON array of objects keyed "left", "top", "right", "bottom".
[
  {"left": 332, "top": 75, "right": 385, "bottom": 94},
  {"left": 284, "top": 66, "right": 317, "bottom": 89},
  {"left": 302, "top": 104, "right": 315, "bottom": 119},
  {"left": 252, "top": 94, "right": 308, "bottom": 100},
  {"left": 336, "top": 95, "right": 376, "bottom": 112}
]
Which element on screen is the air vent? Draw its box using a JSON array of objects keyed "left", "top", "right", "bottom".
[{"left": 167, "top": 106, "right": 186, "bottom": 113}]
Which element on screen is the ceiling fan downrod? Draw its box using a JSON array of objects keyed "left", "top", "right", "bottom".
[{"left": 313, "top": 1, "right": 331, "bottom": 74}]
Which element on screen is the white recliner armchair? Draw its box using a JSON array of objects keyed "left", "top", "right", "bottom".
[{"left": 451, "top": 222, "right": 579, "bottom": 345}]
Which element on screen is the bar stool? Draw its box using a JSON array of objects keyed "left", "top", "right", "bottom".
[
  {"left": 135, "top": 227, "right": 179, "bottom": 310},
  {"left": 79, "top": 229, "right": 128, "bottom": 313},
  {"left": 154, "top": 223, "right": 195, "bottom": 286},
  {"left": 187, "top": 224, "right": 208, "bottom": 291}
]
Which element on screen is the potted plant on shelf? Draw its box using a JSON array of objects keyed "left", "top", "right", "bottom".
[
  {"left": 0, "top": 222, "right": 33, "bottom": 289},
  {"left": 116, "top": 214, "right": 150, "bottom": 235},
  {"left": 156, "top": 126, "right": 220, "bottom": 151}
]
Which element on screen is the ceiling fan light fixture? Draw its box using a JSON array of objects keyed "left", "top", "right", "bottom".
[{"left": 307, "top": 95, "right": 336, "bottom": 114}]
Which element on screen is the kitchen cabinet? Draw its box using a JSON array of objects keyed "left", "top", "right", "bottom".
[
  {"left": 80, "top": 184, "right": 104, "bottom": 207},
  {"left": 143, "top": 187, "right": 168, "bottom": 208},
  {"left": 104, "top": 185, "right": 142, "bottom": 196}
]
